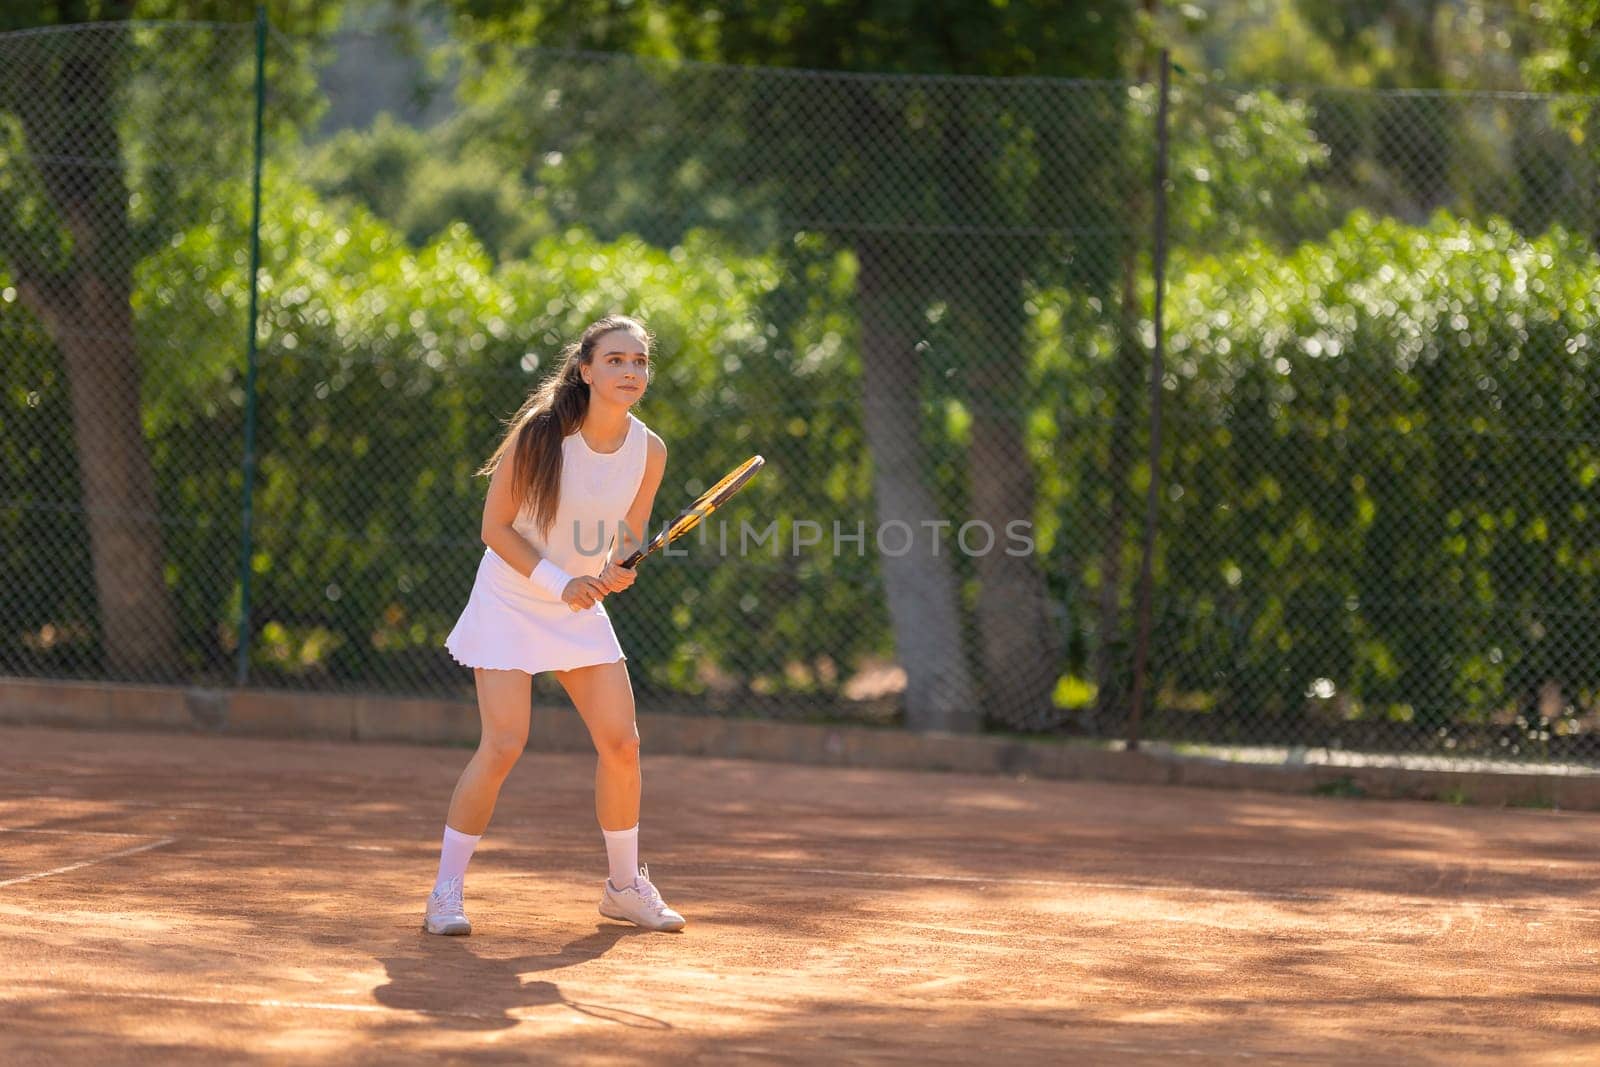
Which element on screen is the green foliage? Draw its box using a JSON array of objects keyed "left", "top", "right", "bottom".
[
  {"left": 1188, "top": 2, "right": 1353, "bottom": 87},
  {"left": 303, "top": 113, "right": 551, "bottom": 257},
  {"left": 1157, "top": 2, "right": 1579, "bottom": 243},
  {"left": 1524, "top": 0, "right": 1600, "bottom": 143},
  {"left": 1150, "top": 1, "right": 1545, "bottom": 92},
  {"left": 440, "top": 0, "right": 1131, "bottom": 78},
  {"left": 128, "top": 165, "right": 881, "bottom": 693},
  {"left": 0, "top": 2, "right": 336, "bottom": 35},
  {"left": 0, "top": 111, "right": 70, "bottom": 277},
  {"left": 1136, "top": 82, "right": 1335, "bottom": 250},
  {"left": 1527, "top": 0, "right": 1600, "bottom": 96},
  {"left": 0, "top": 9, "right": 333, "bottom": 279},
  {"left": 1148, "top": 213, "right": 1597, "bottom": 738},
  {"left": 427, "top": 0, "right": 1139, "bottom": 282}
]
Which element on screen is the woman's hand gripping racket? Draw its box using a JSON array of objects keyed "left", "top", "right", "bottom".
[{"left": 620, "top": 455, "right": 765, "bottom": 569}]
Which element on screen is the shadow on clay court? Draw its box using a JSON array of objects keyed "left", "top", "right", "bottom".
[{"left": 373, "top": 923, "right": 672, "bottom": 1031}]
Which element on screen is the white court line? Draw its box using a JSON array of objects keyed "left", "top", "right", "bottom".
[
  {"left": 0, "top": 837, "right": 175, "bottom": 888},
  {"left": 0, "top": 791, "right": 420, "bottom": 821},
  {"left": 0, "top": 825, "right": 394, "bottom": 853}
]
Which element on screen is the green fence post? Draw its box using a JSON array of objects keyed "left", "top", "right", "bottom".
[
  {"left": 1126, "top": 49, "right": 1172, "bottom": 752},
  {"left": 235, "top": 4, "right": 267, "bottom": 687}
]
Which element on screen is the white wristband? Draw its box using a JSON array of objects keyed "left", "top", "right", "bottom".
[{"left": 530, "top": 558, "right": 572, "bottom": 600}]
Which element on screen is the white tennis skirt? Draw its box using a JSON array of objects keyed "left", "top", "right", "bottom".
[{"left": 445, "top": 549, "right": 626, "bottom": 675}]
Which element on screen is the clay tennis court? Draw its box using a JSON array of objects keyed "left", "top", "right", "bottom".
[{"left": 2, "top": 723, "right": 1597, "bottom": 1064}]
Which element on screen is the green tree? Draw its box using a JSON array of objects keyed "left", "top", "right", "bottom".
[
  {"left": 0, "top": 2, "right": 332, "bottom": 676},
  {"left": 302, "top": 113, "right": 551, "bottom": 258},
  {"left": 1173, "top": 0, "right": 1542, "bottom": 91},
  {"left": 1525, "top": 0, "right": 1600, "bottom": 245},
  {"left": 1526, "top": 0, "right": 1600, "bottom": 97},
  {"left": 1154, "top": 2, "right": 1574, "bottom": 235}
]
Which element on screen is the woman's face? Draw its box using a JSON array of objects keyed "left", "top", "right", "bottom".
[{"left": 583, "top": 328, "right": 650, "bottom": 406}]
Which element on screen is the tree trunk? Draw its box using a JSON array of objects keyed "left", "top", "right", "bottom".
[
  {"left": 19, "top": 276, "right": 181, "bottom": 677},
  {"left": 10, "top": 16, "right": 181, "bottom": 677},
  {"left": 855, "top": 236, "right": 978, "bottom": 732},
  {"left": 963, "top": 280, "right": 1063, "bottom": 729}
]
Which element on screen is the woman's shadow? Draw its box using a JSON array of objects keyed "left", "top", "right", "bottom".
[{"left": 374, "top": 923, "right": 672, "bottom": 1032}]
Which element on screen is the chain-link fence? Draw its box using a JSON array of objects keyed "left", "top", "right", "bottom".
[
  {"left": 1146, "top": 83, "right": 1600, "bottom": 765},
  {"left": 4, "top": 18, "right": 1599, "bottom": 764}
]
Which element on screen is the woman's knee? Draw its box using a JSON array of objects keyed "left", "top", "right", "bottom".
[
  {"left": 476, "top": 730, "right": 527, "bottom": 775},
  {"left": 594, "top": 727, "right": 640, "bottom": 767},
  {"left": 473, "top": 668, "right": 531, "bottom": 775}
]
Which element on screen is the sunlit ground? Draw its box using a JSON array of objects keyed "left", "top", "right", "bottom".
[{"left": 2, "top": 724, "right": 1598, "bottom": 1064}]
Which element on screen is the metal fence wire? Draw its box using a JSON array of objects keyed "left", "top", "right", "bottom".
[{"left": 3, "top": 19, "right": 1599, "bottom": 763}]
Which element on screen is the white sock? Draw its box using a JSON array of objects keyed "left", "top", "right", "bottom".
[
  {"left": 602, "top": 825, "right": 639, "bottom": 889},
  {"left": 433, "top": 825, "right": 482, "bottom": 893}
]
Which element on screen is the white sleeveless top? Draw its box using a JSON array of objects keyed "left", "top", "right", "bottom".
[{"left": 512, "top": 412, "right": 650, "bottom": 579}]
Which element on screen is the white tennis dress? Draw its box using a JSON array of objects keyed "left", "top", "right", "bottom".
[{"left": 445, "top": 413, "right": 650, "bottom": 674}]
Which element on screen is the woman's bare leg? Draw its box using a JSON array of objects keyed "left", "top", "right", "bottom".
[
  {"left": 424, "top": 668, "right": 531, "bottom": 933},
  {"left": 554, "top": 658, "right": 683, "bottom": 930},
  {"left": 553, "top": 658, "right": 639, "bottom": 831},
  {"left": 445, "top": 667, "right": 533, "bottom": 835}
]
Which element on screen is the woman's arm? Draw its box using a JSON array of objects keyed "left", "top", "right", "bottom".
[
  {"left": 621, "top": 431, "right": 668, "bottom": 560},
  {"left": 479, "top": 450, "right": 542, "bottom": 577},
  {"left": 480, "top": 448, "right": 606, "bottom": 608},
  {"left": 599, "top": 431, "right": 668, "bottom": 591}
]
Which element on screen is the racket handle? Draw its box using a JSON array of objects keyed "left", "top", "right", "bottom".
[{"left": 619, "top": 549, "right": 644, "bottom": 569}]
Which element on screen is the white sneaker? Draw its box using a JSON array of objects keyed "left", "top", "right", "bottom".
[
  {"left": 422, "top": 875, "right": 472, "bottom": 936},
  {"left": 599, "top": 864, "right": 685, "bottom": 932}
]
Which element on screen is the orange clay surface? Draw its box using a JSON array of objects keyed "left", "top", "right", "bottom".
[{"left": 1, "top": 723, "right": 1598, "bottom": 1065}]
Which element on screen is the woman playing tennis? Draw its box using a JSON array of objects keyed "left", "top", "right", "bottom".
[{"left": 424, "top": 314, "right": 683, "bottom": 935}]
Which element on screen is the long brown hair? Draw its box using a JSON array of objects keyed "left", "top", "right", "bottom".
[{"left": 477, "top": 315, "right": 652, "bottom": 539}]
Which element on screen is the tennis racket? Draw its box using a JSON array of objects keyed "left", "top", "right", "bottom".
[{"left": 620, "top": 454, "right": 764, "bottom": 569}]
